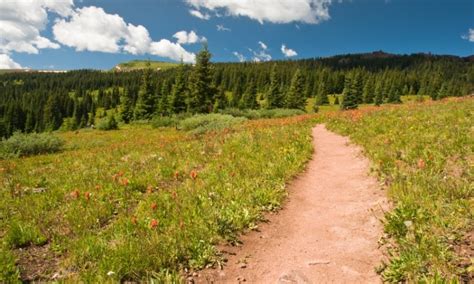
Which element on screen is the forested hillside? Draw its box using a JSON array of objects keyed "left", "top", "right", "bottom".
[{"left": 1, "top": 50, "right": 473, "bottom": 138}]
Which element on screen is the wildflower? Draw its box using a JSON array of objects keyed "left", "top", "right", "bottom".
[
  {"left": 149, "top": 219, "right": 159, "bottom": 229},
  {"left": 131, "top": 216, "right": 137, "bottom": 225},
  {"left": 119, "top": 178, "right": 129, "bottom": 186},
  {"left": 146, "top": 185, "right": 154, "bottom": 194},
  {"left": 174, "top": 171, "right": 180, "bottom": 180},
  {"left": 95, "top": 185, "right": 102, "bottom": 190},
  {"left": 107, "top": 271, "right": 115, "bottom": 277},
  {"left": 190, "top": 170, "right": 198, "bottom": 180},
  {"left": 417, "top": 159, "right": 426, "bottom": 169},
  {"left": 70, "top": 190, "right": 80, "bottom": 199},
  {"left": 84, "top": 192, "right": 90, "bottom": 200},
  {"left": 151, "top": 202, "right": 157, "bottom": 210}
]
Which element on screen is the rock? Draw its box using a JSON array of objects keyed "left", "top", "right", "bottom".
[{"left": 239, "top": 263, "right": 247, "bottom": 269}]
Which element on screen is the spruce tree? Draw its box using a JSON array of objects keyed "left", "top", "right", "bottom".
[
  {"left": 187, "top": 44, "right": 216, "bottom": 113},
  {"left": 286, "top": 69, "right": 306, "bottom": 109},
  {"left": 213, "top": 86, "right": 227, "bottom": 112},
  {"left": 120, "top": 88, "right": 134, "bottom": 123},
  {"left": 374, "top": 80, "right": 384, "bottom": 106},
  {"left": 265, "top": 64, "right": 280, "bottom": 109},
  {"left": 169, "top": 61, "right": 187, "bottom": 113},
  {"left": 315, "top": 81, "right": 329, "bottom": 105},
  {"left": 362, "top": 78, "right": 375, "bottom": 104},
  {"left": 239, "top": 80, "right": 258, "bottom": 109},
  {"left": 333, "top": 95, "right": 340, "bottom": 105},
  {"left": 134, "top": 62, "right": 155, "bottom": 119},
  {"left": 340, "top": 75, "right": 358, "bottom": 110}
]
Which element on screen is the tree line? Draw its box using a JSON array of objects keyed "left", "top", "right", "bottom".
[{"left": 0, "top": 47, "right": 472, "bottom": 137}]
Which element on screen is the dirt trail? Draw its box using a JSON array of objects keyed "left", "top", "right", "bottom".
[{"left": 196, "top": 125, "right": 388, "bottom": 283}]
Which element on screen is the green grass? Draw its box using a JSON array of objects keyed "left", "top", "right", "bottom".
[
  {"left": 115, "top": 60, "right": 180, "bottom": 71},
  {"left": 0, "top": 115, "right": 315, "bottom": 282},
  {"left": 324, "top": 97, "right": 473, "bottom": 282}
]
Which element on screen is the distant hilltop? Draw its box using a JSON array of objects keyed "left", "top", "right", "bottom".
[
  {"left": 113, "top": 60, "right": 180, "bottom": 72},
  {"left": 0, "top": 69, "right": 68, "bottom": 74}
]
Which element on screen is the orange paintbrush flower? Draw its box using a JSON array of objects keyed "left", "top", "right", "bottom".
[
  {"left": 151, "top": 202, "right": 157, "bottom": 210},
  {"left": 190, "top": 170, "right": 198, "bottom": 180},
  {"left": 417, "top": 159, "right": 426, "bottom": 169},
  {"left": 84, "top": 192, "right": 91, "bottom": 200},
  {"left": 119, "top": 178, "right": 129, "bottom": 186},
  {"left": 70, "top": 190, "right": 80, "bottom": 199},
  {"left": 149, "top": 219, "right": 159, "bottom": 229}
]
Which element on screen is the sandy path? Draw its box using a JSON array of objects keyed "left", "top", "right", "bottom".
[{"left": 196, "top": 124, "right": 387, "bottom": 283}]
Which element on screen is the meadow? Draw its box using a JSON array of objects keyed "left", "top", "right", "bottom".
[
  {"left": 1, "top": 97, "right": 472, "bottom": 282},
  {"left": 0, "top": 115, "right": 314, "bottom": 282},
  {"left": 324, "top": 97, "right": 473, "bottom": 282}
]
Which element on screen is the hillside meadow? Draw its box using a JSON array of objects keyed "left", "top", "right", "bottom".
[{"left": 0, "top": 97, "right": 472, "bottom": 282}]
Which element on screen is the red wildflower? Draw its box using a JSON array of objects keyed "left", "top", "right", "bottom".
[
  {"left": 146, "top": 185, "right": 154, "bottom": 194},
  {"left": 84, "top": 192, "right": 91, "bottom": 200},
  {"left": 190, "top": 170, "right": 198, "bottom": 180},
  {"left": 151, "top": 202, "right": 157, "bottom": 210},
  {"left": 95, "top": 185, "right": 102, "bottom": 190},
  {"left": 174, "top": 171, "right": 180, "bottom": 180},
  {"left": 131, "top": 216, "right": 137, "bottom": 225},
  {"left": 119, "top": 178, "right": 129, "bottom": 186},
  {"left": 149, "top": 219, "right": 159, "bottom": 229},
  {"left": 417, "top": 159, "right": 426, "bottom": 169}
]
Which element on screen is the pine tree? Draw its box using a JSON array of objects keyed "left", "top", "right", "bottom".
[
  {"left": 169, "top": 61, "right": 187, "bottom": 113},
  {"left": 333, "top": 95, "right": 340, "bottom": 105},
  {"left": 120, "top": 88, "right": 134, "bottom": 123},
  {"left": 213, "top": 86, "right": 227, "bottom": 112},
  {"left": 374, "top": 80, "right": 384, "bottom": 106},
  {"left": 340, "top": 75, "right": 358, "bottom": 110},
  {"left": 43, "top": 94, "right": 62, "bottom": 130},
  {"left": 285, "top": 69, "right": 306, "bottom": 109},
  {"left": 134, "top": 62, "right": 155, "bottom": 120},
  {"left": 239, "top": 80, "right": 257, "bottom": 109},
  {"left": 187, "top": 44, "right": 216, "bottom": 113},
  {"left": 362, "top": 77, "right": 375, "bottom": 104},
  {"left": 315, "top": 81, "right": 329, "bottom": 105},
  {"left": 387, "top": 82, "right": 402, "bottom": 103},
  {"left": 265, "top": 64, "right": 280, "bottom": 109}
]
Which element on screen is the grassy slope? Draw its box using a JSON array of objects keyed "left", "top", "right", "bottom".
[
  {"left": 324, "top": 97, "right": 473, "bottom": 282},
  {"left": 0, "top": 115, "right": 315, "bottom": 282},
  {"left": 115, "top": 60, "right": 179, "bottom": 71}
]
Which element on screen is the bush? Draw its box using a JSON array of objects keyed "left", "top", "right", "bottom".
[
  {"left": 0, "top": 132, "right": 65, "bottom": 159},
  {"left": 220, "top": 108, "right": 305, "bottom": 120},
  {"left": 178, "top": 114, "right": 247, "bottom": 134},
  {"left": 97, "top": 115, "right": 119, "bottom": 131},
  {"left": 151, "top": 116, "right": 178, "bottom": 128}
]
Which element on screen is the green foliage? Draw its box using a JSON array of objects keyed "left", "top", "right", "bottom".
[
  {"left": 0, "top": 246, "right": 20, "bottom": 283},
  {"left": 0, "top": 132, "right": 64, "bottom": 158},
  {"left": 115, "top": 60, "right": 179, "bottom": 71},
  {"left": 265, "top": 64, "right": 282, "bottom": 109},
  {"left": 187, "top": 45, "right": 216, "bottom": 113},
  {"left": 96, "top": 115, "right": 119, "bottom": 131},
  {"left": 169, "top": 62, "right": 188, "bottom": 113},
  {"left": 151, "top": 116, "right": 179, "bottom": 128},
  {"left": 5, "top": 221, "right": 47, "bottom": 248},
  {"left": 326, "top": 98, "right": 474, "bottom": 282},
  {"left": 315, "top": 81, "right": 330, "bottom": 106},
  {"left": 134, "top": 63, "right": 155, "bottom": 120},
  {"left": 220, "top": 108, "right": 305, "bottom": 119},
  {"left": 285, "top": 69, "right": 306, "bottom": 109},
  {"left": 178, "top": 114, "right": 247, "bottom": 134},
  {"left": 119, "top": 89, "right": 134, "bottom": 123},
  {"left": 340, "top": 74, "right": 359, "bottom": 110}
]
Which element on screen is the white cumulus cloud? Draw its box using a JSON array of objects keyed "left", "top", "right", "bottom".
[
  {"left": 232, "top": 51, "right": 246, "bottom": 62},
  {"left": 462, "top": 28, "right": 474, "bottom": 42},
  {"left": 189, "top": 9, "right": 211, "bottom": 20},
  {"left": 258, "top": 41, "right": 268, "bottom": 50},
  {"left": 281, "top": 44, "right": 297, "bottom": 57},
  {"left": 185, "top": 0, "right": 333, "bottom": 24},
  {"left": 173, "top": 30, "right": 206, "bottom": 45},
  {"left": 0, "top": 0, "right": 71, "bottom": 55},
  {"left": 52, "top": 6, "right": 196, "bottom": 62},
  {"left": 0, "top": 54, "right": 22, "bottom": 69}
]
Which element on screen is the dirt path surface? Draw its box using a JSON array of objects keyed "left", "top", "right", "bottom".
[{"left": 196, "top": 124, "right": 388, "bottom": 284}]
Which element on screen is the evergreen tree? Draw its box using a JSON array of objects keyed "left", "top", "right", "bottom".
[
  {"left": 187, "top": 45, "right": 216, "bottom": 113},
  {"left": 169, "top": 61, "right": 187, "bottom": 113},
  {"left": 120, "top": 89, "right": 134, "bottom": 123},
  {"left": 285, "top": 69, "right": 306, "bottom": 109},
  {"left": 333, "top": 95, "right": 340, "bottom": 105},
  {"left": 43, "top": 94, "right": 62, "bottom": 130},
  {"left": 340, "top": 75, "right": 358, "bottom": 110},
  {"left": 315, "top": 81, "right": 329, "bottom": 105},
  {"left": 362, "top": 77, "right": 375, "bottom": 104},
  {"left": 239, "top": 80, "right": 257, "bottom": 109},
  {"left": 265, "top": 64, "right": 280, "bottom": 109},
  {"left": 134, "top": 62, "right": 155, "bottom": 119},
  {"left": 213, "top": 86, "right": 227, "bottom": 112},
  {"left": 374, "top": 79, "right": 384, "bottom": 106}
]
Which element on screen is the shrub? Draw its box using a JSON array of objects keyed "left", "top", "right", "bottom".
[
  {"left": 151, "top": 116, "right": 178, "bottom": 128},
  {"left": 178, "top": 114, "right": 247, "bottom": 134},
  {"left": 219, "top": 108, "right": 305, "bottom": 120},
  {"left": 0, "top": 132, "right": 64, "bottom": 159},
  {"left": 97, "top": 115, "right": 119, "bottom": 131}
]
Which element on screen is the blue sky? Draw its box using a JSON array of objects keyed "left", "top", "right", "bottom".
[{"left": 1, "top": 0, "right": 473, "bottom": 70}]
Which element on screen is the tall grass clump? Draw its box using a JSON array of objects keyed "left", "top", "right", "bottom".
[
  {"left": 178, "top": 114, "right": 247, "bottom": 134},
  {"left": 0, "top": 132, "right": 64, "bottom": 158},
  {"left": 220, "top": 108, "right": 305, "bottom": 120},
  {"left": 96, "top": 115, "right": 119, "bottom": 131}
]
